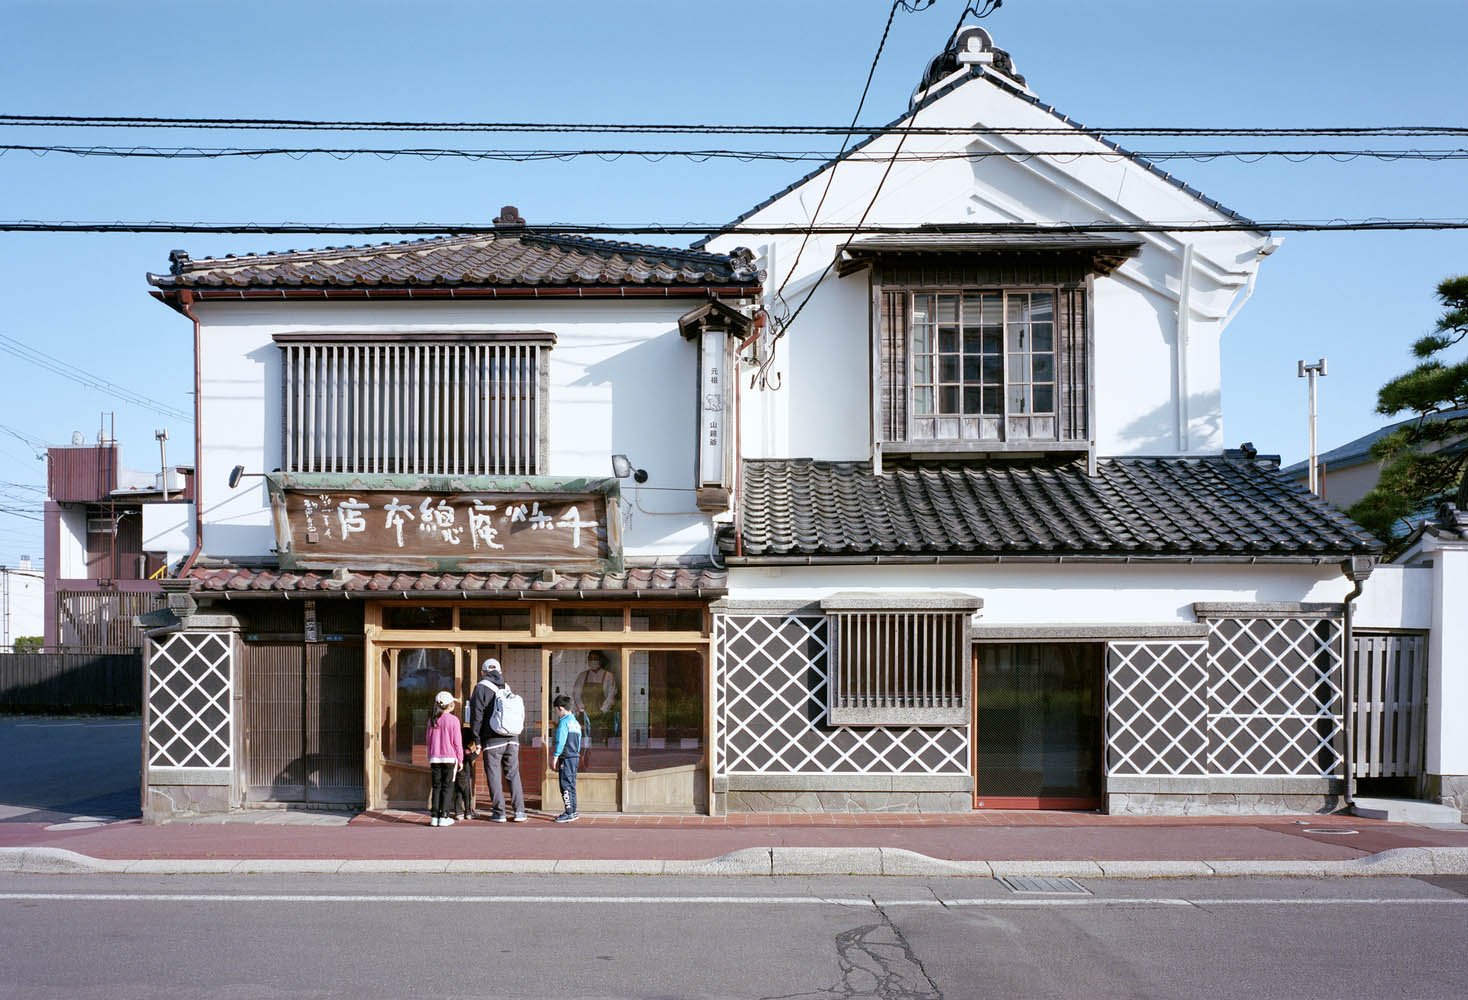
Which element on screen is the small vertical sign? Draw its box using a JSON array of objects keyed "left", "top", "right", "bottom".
[
  {"left": 303, "top": 599, "right": 320, "bottom": 642},
  {"left": 699, "top": 328, "right": 725, "bottom": 487}
]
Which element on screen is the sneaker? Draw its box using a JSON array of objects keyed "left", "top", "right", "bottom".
[
  {"left": 489, "top": 813, "right": 507, "bottom": 823},
  {"left": 511, "top": 813, "right": 528, "bottom": 823},
  {"left": 430, "top": 816, "right": 441, "bottom": 827},
  {"left": 441, "top": 816, "right": 455, "bottom": 827},
  {"left": 553, "top": 812, "right": 578, "bottom": 823}
]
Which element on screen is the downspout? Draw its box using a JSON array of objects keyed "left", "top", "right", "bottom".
[
  {"left": 177, "top": 290, "right": 205, "bottom": 578},
  {"left": 1340, "top": 555, "right": 1375, "bottom": 809},
  {"left": 1175, "top": 243, "right": 1193, "bottom": 451}
]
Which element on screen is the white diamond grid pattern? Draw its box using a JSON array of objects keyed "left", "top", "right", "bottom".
[
  {"left": 1106, "top": 641, "right": 1209, "bottom": 777},
  {"left": 1206, "top": 616, "right": 1345, "bottom": 777},
  {"left": 713, "top": 614, "right": 968, "bottom": 777},
  {"left": 147, "top": 631, "right": 233, "bottom": 769}
]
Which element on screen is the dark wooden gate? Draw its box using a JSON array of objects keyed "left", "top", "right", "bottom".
[{"left": 244, "top": 639, "right": 363, "bottom": 805}]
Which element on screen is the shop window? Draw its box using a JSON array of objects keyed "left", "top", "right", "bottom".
[
  {"left": 629, "top": 650, "right": 704, "bottom": 772},
  {"left": 551, "top": 609, "right": 624, "bottom": 632},
  {"left": 382, "top": 605, "right": 453, "bottom": 630},
  {"left": 459, "top": 609, "right": 532, "bottom": 632},
  {"left": 821, "top": 593, "right": 979, "bottom": 725},
  {"left": 550, "top": 649, "right": 619, "bottom": 773},
  {"left": 392, "top": 647, "right": 456, "bottom": 765},
  {"left": 630, "top": 608, "right": 704, "bottom": 632}
]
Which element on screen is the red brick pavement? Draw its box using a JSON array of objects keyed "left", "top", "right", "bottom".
[{"left": 3, "top": 809, "right": 1465, "bottom": 864}]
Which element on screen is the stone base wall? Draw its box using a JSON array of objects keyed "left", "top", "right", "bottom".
[
  {"left": 1107, "top": 792, "right": 1342, "bottom": 816},
  {"left": 1424, "top": 774, "right": 1468, "bottom": 822},
  {"left": 726, "top": 790, "right": 971, "bottom": 814},
  {"left": 144, "top": 784, "right": 231, "bottom": 823}
]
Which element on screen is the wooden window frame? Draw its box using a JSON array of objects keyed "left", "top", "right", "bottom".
[
  {"left": 873, "top": 275, "right": 1094, "bottom": 457},
  {"left": 276, "top": 333, "right": 554, "bottom": 477}
]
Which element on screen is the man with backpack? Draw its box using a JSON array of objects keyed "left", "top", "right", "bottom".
[{"left": 469, "top": 658, "right": 527, "bottom": 823}]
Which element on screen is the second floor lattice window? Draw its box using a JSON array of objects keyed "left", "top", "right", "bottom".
[
  {"left": 910, "top": 290, "right": 1059, "bottom": 442},
  {"left": 278, "top": 335, "right": 551, "bottom": 476}
]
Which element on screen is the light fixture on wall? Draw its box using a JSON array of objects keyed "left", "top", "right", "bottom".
[
  {"left": 610, "top": 454, "right": 648, "bottom": 483},
  {"left": 227, "top": 465, "right": 270, "bottom": 488}
]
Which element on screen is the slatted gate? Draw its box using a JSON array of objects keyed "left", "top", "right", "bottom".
[
  {"left": 244, "top": 640, "right": 364, "bottom": 804},
  {"left": 1351, "top": 631, "right": 1429, "bottom": 779}
]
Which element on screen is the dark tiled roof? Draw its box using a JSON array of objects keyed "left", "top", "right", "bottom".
[
  {"left": 187, "top": 565, "right": 726, "bottom": 595},
  {"left": 735, "top": 457, "right": 1381, "bottom": 559},
  {"left": 149, "top": 232, "right": 760, "bottom": 291}
]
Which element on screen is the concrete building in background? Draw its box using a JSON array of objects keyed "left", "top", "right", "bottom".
[
  {"left": 133, "top": 28, "right": 1465, "bottom": 822},
  {"left": 0, "top": 558, "right": 44, "bottom": 649},
  {"left": 43, "top": 440, "right": 194, "bottom": 652}
]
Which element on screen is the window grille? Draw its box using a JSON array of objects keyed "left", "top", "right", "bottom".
[
  {"left": 279, "top": 339, "right": 547, "bottom": 475},
  {"left": 821, "top": 593, "right": 978, "bottom": 725}
]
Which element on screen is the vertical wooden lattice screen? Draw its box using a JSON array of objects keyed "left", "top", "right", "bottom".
[
  {"left": 827, "top": 610, "right": 969, "bottom": 725},
  {"left": 281, "top": 341, "right": 544, "bottom": 476}
]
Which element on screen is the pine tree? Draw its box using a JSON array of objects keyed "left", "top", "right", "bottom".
[{"left": 1347, "top": 275, "right": 1468, "bottom": 543}]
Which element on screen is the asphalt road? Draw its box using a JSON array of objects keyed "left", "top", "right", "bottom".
[
  {"left": 0, "top": 717, "right": 140, "bottom": 824},
  {"left": 0, "top": 873, "right": 1464, "bottom": 999}
]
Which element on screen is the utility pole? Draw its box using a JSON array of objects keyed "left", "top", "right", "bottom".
[
  {"left": 1297, "top": 358, "right": 1328, "bottom": 495},
  {"left": 156, "top": 428, "right": 170, "bottom": 502}
]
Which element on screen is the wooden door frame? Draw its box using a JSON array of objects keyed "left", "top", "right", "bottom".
[{"left": 971, "top": 640, "right": 1105, "bottom": 811}]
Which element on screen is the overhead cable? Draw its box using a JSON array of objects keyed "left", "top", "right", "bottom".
[
  {"left": 0, "top": 334, "right": 193, "bottom": 422},
  {"left": 4, "top": 144, "right": 1468, "bottom": 163},
  {"left": 4, "top": 114, "right": 1467, "bottom": 138}
]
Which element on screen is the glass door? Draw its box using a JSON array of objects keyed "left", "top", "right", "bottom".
[
  {"left": 973, "top": 643, "right": 1102, "bottom": 809},
  {"left": 548, "top": 648, "right": 622, "bottom": 812}
]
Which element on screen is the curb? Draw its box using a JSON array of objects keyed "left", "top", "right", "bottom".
[{"left": 3, "top": 845, "right": 1467, "bottom": 878}]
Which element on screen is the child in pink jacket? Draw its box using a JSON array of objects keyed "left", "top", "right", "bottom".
[{"left": 426, "top": 690, "right": 463, "bottom": 827}]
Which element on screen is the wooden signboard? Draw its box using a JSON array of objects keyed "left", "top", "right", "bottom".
[{"left": 267, "top": 474, "right": 621, "bottom": 573}]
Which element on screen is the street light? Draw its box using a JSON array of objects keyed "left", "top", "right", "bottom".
[{"left": 1297, "top": 358, "right": 1328, "bottom": 495}]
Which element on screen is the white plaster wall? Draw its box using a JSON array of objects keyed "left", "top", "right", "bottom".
[
  {"left": 707, "top": 69, "right": 1270, "bottom": 461},
  {"left": 0, "top": 570, "right": 44, "bottom": 646},
  {"left": 55, "top": 504, "right": 88, "bottom": 578},
  {"left": 1426, "top": 542, "right": 1468, "bottom": 775},
  {"left": 194, "top": 298, "right": 746, "bottom": 562},
  {"left": 727, "top": 562, "right": 1348, "bottom": 622},
  {"left": 142, "top": 502, "right": 194, "bottom": 567},
  {"left": 1351, "top": 564, "right": 1432, "bottom": 630}
]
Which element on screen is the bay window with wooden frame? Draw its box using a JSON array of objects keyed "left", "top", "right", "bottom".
[{"left": 850, "top": 239, "right": 1142, "bottom": 457}]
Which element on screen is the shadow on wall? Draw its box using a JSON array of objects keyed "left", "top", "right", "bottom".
[
  {"left": 572, "top": 328, "right": 696, "bottom": 488},
  {"left": 1114, "top": 390, "right": 1223, "bottom": 456}
]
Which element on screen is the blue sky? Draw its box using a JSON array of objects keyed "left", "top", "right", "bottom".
[{"left": 2, "top": 0, "right": 1466, "bottom": 566}]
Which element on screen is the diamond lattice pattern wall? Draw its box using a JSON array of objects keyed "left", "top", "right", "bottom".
[
  {"left": 714, "top": 614, "right": 967, "bottom": 776},
  {"left": 147, "top": 631, "right": 233, "bottom": 769}
]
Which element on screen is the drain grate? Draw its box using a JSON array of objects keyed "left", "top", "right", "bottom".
[{"left": 999, "top": 876, "right": 1091, "bottom": 895}]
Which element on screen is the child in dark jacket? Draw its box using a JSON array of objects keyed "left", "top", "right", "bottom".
[{"left": 453, "top": 731, "right": 480, "bottom": 820}]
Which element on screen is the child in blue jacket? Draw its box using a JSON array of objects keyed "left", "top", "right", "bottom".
[{"left": 551, "top": 694, "right": 582, "bottom": 822}]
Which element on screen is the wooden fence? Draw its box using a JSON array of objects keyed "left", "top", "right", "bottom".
[
  {"left": 1351, "top": 631, "right": 1429, "bottom": 779},
  {"left": 0, "top": 653, "right": 142, "bottom": 713}
]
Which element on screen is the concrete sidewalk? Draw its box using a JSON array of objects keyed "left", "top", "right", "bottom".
[{"left": 3, "top": 807, "right": 1466, "bottom": 878}]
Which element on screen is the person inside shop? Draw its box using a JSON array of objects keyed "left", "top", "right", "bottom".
[{"left": 572, "top": 651, "right": 618, "bottom": 748}]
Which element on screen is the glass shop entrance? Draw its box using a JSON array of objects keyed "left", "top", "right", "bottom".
[
  {"left": 972, "top": 642, "right": 1104, "bottom": 809},
  {"left": 365, "top": 600, "right": 711, "bottom": 815}
]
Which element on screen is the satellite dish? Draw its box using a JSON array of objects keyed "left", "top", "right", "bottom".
[{"left": 71, "top": 431, "right": 84, "bottom": 446}]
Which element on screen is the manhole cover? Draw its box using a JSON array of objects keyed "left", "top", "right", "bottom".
[
  {"left": 999, "top": 876, "right": 1091, "bottom": 894},
  {"left": 1301, "top": 828, "right": 1358, "bottom": 835}
]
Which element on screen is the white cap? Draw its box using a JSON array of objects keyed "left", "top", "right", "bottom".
[{"left": 434, "top": 690, "right": 456, "bottom": 709}]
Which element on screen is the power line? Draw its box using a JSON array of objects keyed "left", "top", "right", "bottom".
[
  {"left": 0, "top": 334, "right": 192, "bottom": 422},
  {"left": 5, "top": 143, "right": 1468, "bottom": 163},
  {"left": 5, "top": 113, "right": 1467, "bottom": 137},
  {"left": 5, "top": 219, "right": 1468, "bottom": 236}
]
